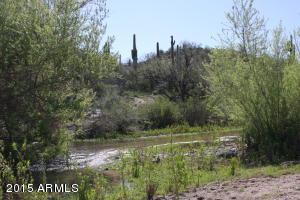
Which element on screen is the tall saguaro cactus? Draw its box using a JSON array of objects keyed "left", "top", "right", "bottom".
[
  {"left": 156, "top": 42, "right": 160, "bottom": 58},
  {"left": 103, "top": 41, "right": 110, "bottom": 54},
  {"left": 131, "top": 34, "right": 138, "bottom": 87},
  {"left": 131, "top": 34, "right": 138, "bottom": 70},
  {"left": 171, "top": 36, "right": 175, "bottom": 65}
]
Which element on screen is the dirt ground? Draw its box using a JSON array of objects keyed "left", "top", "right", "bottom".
[{"left": 155, "top": 173, "right": 300, "bottom": 200}]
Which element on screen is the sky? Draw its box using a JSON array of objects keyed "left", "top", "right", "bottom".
[{"left": 104, "top": 0, "right": 300, "bottom": 62}]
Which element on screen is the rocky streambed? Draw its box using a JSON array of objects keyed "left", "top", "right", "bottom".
[{"left": 31, "top": 134, "right": 241, "bottom": 185}]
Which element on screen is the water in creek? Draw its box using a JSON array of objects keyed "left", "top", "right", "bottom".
[{"left": 32, "top": 131, "right": 240, "bottom": 185}]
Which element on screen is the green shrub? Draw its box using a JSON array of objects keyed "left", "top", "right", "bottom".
[
  {"left": 205, "top": 0, "right": 300, "bottom": 163},
  {"left": 131, "top": 149, "right": 142, "bottom": 178},
  {"left": 141, "top": 97, "right": 181, "bottom": 129},
  {"left": 181, "top": 96, "right": 211, "bottom": 126},
  {"left": 208, "top": 48, "right": 300, "bottom": 163},
  {"left": 78, "top": 88, "right": 139, "bottom": 138},
  {"left": 77, "top": 170, "right": 108, "bottom": 200},
  {"left": 242, "top": 56, "right": 300, "bottom": 163},
  {"left": 170, "top": 153, "right": 189, "bottom": 196},
  {"left": 230, "top": 157, "right": 240, "bottom": 176}
]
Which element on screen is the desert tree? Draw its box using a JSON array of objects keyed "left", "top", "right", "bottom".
[
  {"left": 141, "top": 43, "right": 210, "bottom": 102},
  {"left": 0, "top": 0, "right": 117, "bottom": 198}
]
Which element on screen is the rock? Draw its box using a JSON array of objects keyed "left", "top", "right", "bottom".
[
  {"left": 152, "top": 155, "right": 161, "bottom": 163},
  {"left": 66, "top": 125, "right": 77, "bottom": 131},
  {"left": 216, "top": 146, "right": 238, "bottom": 158},
  {"left": 87, "top": 108, "right": 102, "bottom": 120}
]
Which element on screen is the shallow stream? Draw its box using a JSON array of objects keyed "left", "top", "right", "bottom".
[{"left": 32, "top": 131, "right": 240, "bottom": 185}]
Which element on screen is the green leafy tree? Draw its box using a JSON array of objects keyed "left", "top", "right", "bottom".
[
  {"left": 0, "top": 0, "right": 117, "bottom": 197},
  {"left": 205, "top": 0, "right": 300, "bottom": 163}
]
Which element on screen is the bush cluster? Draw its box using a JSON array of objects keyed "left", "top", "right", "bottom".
[{"left": 140, "top": 97, "right": 181, "bottom": 129}]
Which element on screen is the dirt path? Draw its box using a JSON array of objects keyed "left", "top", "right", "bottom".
[{"left": 156, "top": 173, "right": 300, "bottom": 200}]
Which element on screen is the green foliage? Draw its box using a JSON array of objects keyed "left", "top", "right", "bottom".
[
  {"left": 141, "top": 97, "right": 181, "bottom": 129},
  {"left": 118, "top": 42, "right": 210, "bottom": 100},
  {"left": 134, "top": 124, "right": 238, "bottom": 138},
  {"left": 205, "top": 0, "right": 300, "bottom": 163},
  {"left": 0, "top": 0, "right": 116, "bottom": 197},
  {"left": 95, "top": 137, "right": 300, "bottom": 200},
  {"left": 229, "top": 157, "right": 240, "bottom": 176},
  {"left": 167, "top": 150, "right": 189, "bottom": 196},
  {"left": 0, "top": 153, "right": 15, "bottom": 199},
  {"left": 143, "top": 151, "right": 159, "bottom": 200},
  {"left": 207, "top": 50, "right": 300, "bottom": 163},
  {"left": 45, "top": 135, "right": 300, "bottom": 200},
  {"left": 180, "top": 96, "right": 211, "bottom": 126},
  {"left": 77, "top": 88, "right": 139, "bottom": 138},
  {"left": 130, "top": 149, "right": 141, "bottom": 178},
  {"left": 0, "top": 148, "right": 50, "bottom": 200},
  {"left": 137, "top": 43, "right": 210, "bottom": 101},
  {"left": 204, "top": 154, "right": 216, "bottom": 172},
  {"left": 119, "top": 153, "right": 129, "bottom": 199},
  {"left": 75, "top": 125, "right": 240, "bottom": 142},
  {"left": 77, "top": 170, "right": 109, "bottom": 200}
]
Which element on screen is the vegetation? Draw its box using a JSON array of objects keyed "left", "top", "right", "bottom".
[
  {"left": 53, "top": 140, "right": 300, "bottom": 200},
  {"left": 205, "top": 0, "right": 300, "bottom": 163},
  {"left": 140, "top": 97, "right": 181, "bottom": 129},
  {"left": 74, "top": 125, "right": 240, "bottom": 143},
  {"left": 0, "top": 0, "right": 117, "bottom": 198},
  {"left": 0, "top": 0, "right": 299, "bottom": 199},
  {"left": 129, "top": 42, "right": 210, "bottom": 101}
]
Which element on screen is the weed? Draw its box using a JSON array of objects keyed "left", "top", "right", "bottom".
[
  {"left": 130, "top": 149, "right": 141, "bottom": 178},
  {"left": 230, "top": 157, "right": 240, "bottom": 176}
]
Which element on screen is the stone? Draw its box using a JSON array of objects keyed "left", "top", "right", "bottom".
[{"left": 216, "top": 146, "right": 238, "bottom": 158}]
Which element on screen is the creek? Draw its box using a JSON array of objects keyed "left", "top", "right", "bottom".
[{"left": 31, "top": 131, "right": 240, "bottom": 185}]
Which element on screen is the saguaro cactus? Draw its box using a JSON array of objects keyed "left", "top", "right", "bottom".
[
  {"left": 171, "top": 36, "right": 175, "bottom": 65},
  {"left": 156, "top": 42, "right": 160, "bottom": 58},
  {"left": 131, "top": 34, "right": 138, "bottom": 70},
  {"left": 103, "top": 41, "right": 110, "bottom": 54}
]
